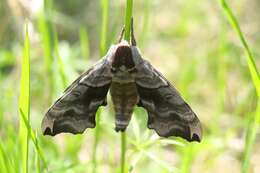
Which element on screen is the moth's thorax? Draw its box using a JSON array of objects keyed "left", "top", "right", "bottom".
[
  {"left": 110, "top": 44, "right": 137, "bottom": 83},
  {"left": 111, "top": 44, "right": 135, "bottom": 70},
  {"left": 112, "top": 71, "right": 135, "bottom": 83}
]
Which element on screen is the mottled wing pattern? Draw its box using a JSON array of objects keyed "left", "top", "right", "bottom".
[
  {"left": 42, "top": 59, "right": 112, "bottom": 136},
  {"left": 135, "top": 60, "right": 202, "bottom": 142}
]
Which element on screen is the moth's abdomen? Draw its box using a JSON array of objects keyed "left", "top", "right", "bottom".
[{"left": 110, "top": 82, "right": 138, "bottom": 131}]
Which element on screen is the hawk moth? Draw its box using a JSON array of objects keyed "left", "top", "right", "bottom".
[{"left": 42, "top": 21, "right": 202, "bottom": 142}]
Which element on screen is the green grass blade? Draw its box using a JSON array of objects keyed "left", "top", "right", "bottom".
[
  {"left": 19, "top": 22, "right": 30, "bottom": 173},
  {"left": 35, "top": 132, "right": 41, "bottom": 173},
  {"left": 91, "top": 1, "right": 109, "bottom": 172},
  {"left": 220, "top": 0, "right": 260, "bottom": 97},
  {"left": 0, "top": 142, "right": 12, "bottom": 173},
  {"left": 124, "top": 0, "right": 133, "bottom": 41},
  {"left": 139, "top": 0, "right": 150, "bottom": 45},
  {"left": 38, "top": 0, "right": 67, "bottom": 91},
  {"left": 79, "top": 26, "right": 90, "bottom": 60},
  {"left": 128, "top": 138, "right": 179, "bottom": 172},
  {"left": 120, "top": 133, "right": 127, "bottom": 173},
  {"left": 180, "top": 145, "right": 195, "bottom": 173},
  {"left": 19, "top": 109, "right": 47, "bottom": 170},
  {"left": 219, "top": 1, "right": 260, "bottom": 173},
  {"left": 54, "top": 32, "right": 67, "bottom": 88},
  {"left": 38, "top": 0, "right": 55, "bottom": 102},
  {"left": 242, "top": 104, "right": 260, "bottom": 173},
  {"left": 100, "top": 0, "right": 109, "bottom": 56},
  {"left": 92, "top": 109, "right": 101, "bottom": 173}
]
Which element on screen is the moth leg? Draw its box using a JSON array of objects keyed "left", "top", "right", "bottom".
[
  {"left": 136, "top": 99, "right": 143, "bottom": 107},
  {"left": 102, "top": 97, "right": 108, "bottom": 106},
  {"left": 118, "top": 27, "right": 125, "bottom": 43},
  {"left": 131, "top": 17, "right": 137, "bottom": 46}
]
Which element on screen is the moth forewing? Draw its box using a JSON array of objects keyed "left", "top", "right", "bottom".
[
  {"left": 130, "top": 45, "right": 202, "bottom": 142},
  {"left": 41, "top": 56, "right": 112, "bottom": 136}
]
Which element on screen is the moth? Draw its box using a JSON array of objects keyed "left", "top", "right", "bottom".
[{"left": 42, "top": 20, "right": 202, "bottom": 142}]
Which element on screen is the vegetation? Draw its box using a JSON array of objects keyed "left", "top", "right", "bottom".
[{"left": 0, "top": 0, "right": 259, "bottom": 173}]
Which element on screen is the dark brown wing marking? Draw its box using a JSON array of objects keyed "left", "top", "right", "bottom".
[
  {"left": 42, "top": 59, "right": 112, "bottom": 136},
  {"left": 135, "top": 60, "right": 202, "bottom": 142}
]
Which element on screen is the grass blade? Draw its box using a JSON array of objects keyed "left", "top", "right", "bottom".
[
  {"left": 38, "top": 0, "right": 55, "bottom": 102},
  {"left": 242, "top": 104, "right": 260, "bottom": 173},
  {"left": 92, "top": 1, "right": 109, "bottom": 172},
  {"left": 79, "top": 26, "right": 90, "bottom": 60},
  {"left": 18, "top": 22, "right": 30, "bottom": 173},
  {"left": 92, "top": 109, "right": 101, "bottom": 173},
  {"left": 100, "top": 0, "right": 109, "bottom": 56},
  {"left": 0, "top": 142, "right": 12, "bottom": 173},
  {"left": 219, "top": 1, "right": 260, "bottom": 173},
  {"left": 54, "top": 31, "right": 67, "bottom": 88},
  {"left": 220, "top": 0, "right": 260, "bottom": 96},
  {"left": 19, "top": 109, "right": 47, "bottom": 170},
  {"left": 139, "top": 0, "right": 151, "bottom": 45},
  {"left": 35, "top": 132, "right": 41, "bottom": 173},
  {"left": 124, "top": 0, "right": 133, "bottom": 41},
  {"left": 128, "top": 138, "right": 179, "bottom": 172},
  {"left": 120, "top": 133, "right": 127, "bottom": 173}
]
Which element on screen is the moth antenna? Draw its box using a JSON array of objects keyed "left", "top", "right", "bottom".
[
  {"left": 118, "top": 26, "right": 125, "bottom": 43},
  {"left": 131, "top": 17, "right": 137, "bottom": 46}
]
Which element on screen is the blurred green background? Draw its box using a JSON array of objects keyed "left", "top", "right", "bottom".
[{"left": 0, "top": 0, "right": 259, "bottom": 173}]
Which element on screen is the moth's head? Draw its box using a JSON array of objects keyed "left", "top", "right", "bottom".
[{"left": 111, "top": 41, "right": 135, "bottom": 72}]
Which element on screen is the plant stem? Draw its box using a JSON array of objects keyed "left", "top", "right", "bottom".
[
  {"left": 92, "top": 110, "right": 101, "bottom": 173},
  {"left": 79, "top": 26, "right": 90, "bottom": 59},
  {"left": 120, "top": 132, "right": 126, "bottom": 173},
  {"left": 120, "top": 1, "right": 133, "bottom": 172},
  {"left": 219, "top": 1, "right": 260, "bottom": 173},
  {"left": 100, "top": 0, "right": 109, "bottom": 56},
  {"left": 124, "top": 0, "right": 133, "bottom": 41}
]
